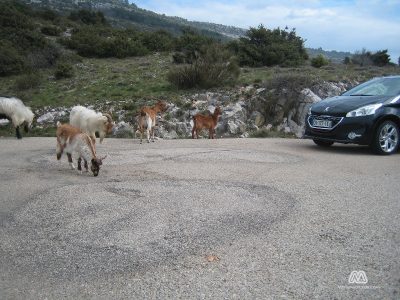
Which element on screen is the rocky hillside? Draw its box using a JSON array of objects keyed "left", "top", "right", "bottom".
[
  {"left": 23, "top": 0, "right": 247, "bottom": 39},
  {"left": 32, "top": 80, "right": 358, "bottom": 140},
  {"left": 23, "top": 0, "right": 350, "bottom": 60}
]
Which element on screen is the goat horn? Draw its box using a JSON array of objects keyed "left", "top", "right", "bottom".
[{"left": 103, "top": 113, "right": 113, "bottom": 122}]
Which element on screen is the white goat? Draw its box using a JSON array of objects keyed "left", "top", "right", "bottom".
[
  {"left": 0, "top": 97, "right": 34, "bottom": 139},
  {"left": 69, "top": 105, "right": 114, "bottom": 144},
  {"left": 56, "top": 122, "right": 106, "bottom": 177}
]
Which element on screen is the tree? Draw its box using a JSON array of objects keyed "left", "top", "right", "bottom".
[
  {"left": 352, "top": 48, "right": 391, "bottom": 67},
  {"left": 371, "top": 50, "right": 390, "bottom": 66},
  {"left": 228, "top": 25, "right": 308, "bottom": 67},
  {"left": 351, "top": 48, "right": 372, "bottom": 66},
  {"left": 311, "top": 54, "right": 329, "bottom": 68}
]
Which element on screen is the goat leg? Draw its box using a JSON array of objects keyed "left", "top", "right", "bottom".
[
  {"left": 56, "top": 140, "right": 64, "bottom": 160},
  {"left": 84, "top": 159, "right": 89, "bottom": 172},
  {"left": 151, "top": 127, "right": 155, "bottom": 142},
  {"left": 77, "top": 157, "right": 82, "bottom": 172},
  {"left": 15, "top": 126, "right": 22, "bottom": 139},
  {"left": 146, "top": 128, "right": 150, "bottom": 143},
  {"left": 67, "top": 153, "right": 75, "bottom": 170}
]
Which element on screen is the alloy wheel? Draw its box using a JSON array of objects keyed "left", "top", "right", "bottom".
[{"left": 378, "top": 123, "right": 399, "bottom": 153}]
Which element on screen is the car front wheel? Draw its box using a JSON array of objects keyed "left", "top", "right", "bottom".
[
  {"left": 313, "top": 139, "right": 334, "bottom": 147},
  {"left": 371, "top": 120, "right": 399, "bottom": 155}
]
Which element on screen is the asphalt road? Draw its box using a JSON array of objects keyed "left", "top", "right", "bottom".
[{"left": 0, "top": 137, "right": 399, "bottom": 299}]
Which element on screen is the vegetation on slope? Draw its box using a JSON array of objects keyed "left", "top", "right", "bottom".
[{"left": 0, "top": 0, "right": 398, "bottom": 115}]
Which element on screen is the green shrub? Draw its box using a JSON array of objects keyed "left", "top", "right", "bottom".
[
  {"left": 68, "top": 10, "right": 108, "bottom": 26},
  {"left": 168, "top": 44, "right": 240, "bottom": 89},
  {"left": 14, "top": 73, "right": 42, "bottom": 90},
  {"left": 41, "top": 25, "right": 61, "bottom": 36},
  {"left": 0, "top": 43, "right": 26, "bottom": 76},
  {"left": 0, "top": 1, "right": 60, "bottom": 75},
  {"left": 229, "top": 25, "right": 308, "bottom": 67},
  {"left": 62, "top": 26, "right": 149, "bottom": 58},
  {"left": 142, "top": 30, "right": 175, "bottom": 52},
  {"left": 55, "top": 62, "right": 74, "bottom": 79},
  {"left": 311, "top": 54, "right": 329, "bottom": 68},
  {"left": 350, "top": 48, "right": 392, "bottom": 67},
  {"left": 172, "top": 28, "right": 214, "bottom": 64},
  {"left": 260, "top": 72, "right": 318, "bottom": 118}
]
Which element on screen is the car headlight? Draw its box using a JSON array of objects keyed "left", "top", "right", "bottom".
[{"left": 346, "top": 103, "right": 382, "bottom": 117}]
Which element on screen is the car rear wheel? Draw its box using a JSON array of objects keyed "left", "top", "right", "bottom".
[
  {"left": 371, "top": 120, "right": 399, "bottom": 155},
  {"left": 313, "top": 139, "right": 334, "bottom": 147}
]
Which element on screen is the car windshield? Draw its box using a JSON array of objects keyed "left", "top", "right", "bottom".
[{"left": 342, "top": 77, "right": 400, "bottom": 97}]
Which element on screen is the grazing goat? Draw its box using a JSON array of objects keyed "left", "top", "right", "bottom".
[
  {"left": 0, "top": 97, "right": 34, "bottom": 139},
  {"left": 138, "top": 100, "right": 167, "bottom": 143},
  {"left": 69, "top": 105, "right": 114, "bottom": 144},
  {"left": 192, "top": 106, "right": 221, "bottom": 139},
  {"left": 56, "top": 122, "right": 106, "bottom": 177}
]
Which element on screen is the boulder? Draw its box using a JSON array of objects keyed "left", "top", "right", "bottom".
[
  {"left": 249, "top": 111, "right": 265, "bottom": 127},
  {"left": 112, "top": 121, "right": 133, "bottom": 138},
  {"left": 37, "top": 110, "right": 67, "bottom": 124}
]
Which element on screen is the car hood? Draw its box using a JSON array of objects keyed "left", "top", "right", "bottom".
[{"left": 311, "top": 95, "right": 394, "bottom": 116}]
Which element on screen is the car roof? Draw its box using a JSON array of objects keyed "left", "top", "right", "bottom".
[{"left": 380, "top": 75, "right": 400, "bottom": 79}]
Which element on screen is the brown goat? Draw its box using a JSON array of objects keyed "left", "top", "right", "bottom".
[
  {"left": 137, "top": 100, "right": 167, "bottom": 143},
  {"left": 56, "top": 122, "right": 105, "bottom": 176},
  {"left": 192, "top": 106, "right": 221, "bottom": 139}
]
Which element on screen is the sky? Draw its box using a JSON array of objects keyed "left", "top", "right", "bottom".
[{"left": 130, "top": 0, "right": 400, "bottom": 63}]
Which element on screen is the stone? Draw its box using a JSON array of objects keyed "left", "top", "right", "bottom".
[
  {"left": 37, "top": 112, "right": 55, "bottom": 124},
  {"left": 250, "top": 111, "right": 265, "bottom": 127},
  {"left": 112, "top": 121, "right": 133, "bottom": 138}
]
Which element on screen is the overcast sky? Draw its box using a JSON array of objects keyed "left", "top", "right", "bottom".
[{"left": 131, "top": 0, "right": 400, "bottom": 63}]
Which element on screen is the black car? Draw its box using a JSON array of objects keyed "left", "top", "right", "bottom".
[{"left": 304, "top": 75, "right": 400, "bottom": 155}]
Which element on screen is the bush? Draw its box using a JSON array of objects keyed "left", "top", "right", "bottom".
[
  {"left": 168, "top": 44, "right": 240, "bottom": 89},
  {"left": 14, "top": 73, "right": 42, "bottom": 90},
  {"left": 229, "top": 25, "right": 308, "bottom": 67},
  {"left": 0, "top": 43, "right": 26, "bottom": 76},
  {"left": 311, "top": 54, "right": 329, "bottom": 68},
  {"left": 62, "top": 26, "right": 149, "bottom": 58},
  {"left": 142, "top": 30, "right": 175, "bottom": 52},
  {"left": 172, "top": 28, "right": 215, "bottom": 64},
  {"left": 350, "top": 49, "right": 391, "bottom": 67},
  {"left": 54, "top": 62, "right": 74, "bottom": 79},
  {"left": 68, "top": 10, "right": 108, "bottom": 26},
  {"left": 0, "top": 1, "right": 60, "bottom": 75},
  {"left": 260, "top": 72, "right": 318, "bottom": 118},
  {"left": 41, "top": 25, "right": 62, "bottom": 36}
]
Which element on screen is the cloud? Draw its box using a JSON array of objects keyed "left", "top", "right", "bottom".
[{"left": 133, "top": 0, "right": 400, "bottom": 60}]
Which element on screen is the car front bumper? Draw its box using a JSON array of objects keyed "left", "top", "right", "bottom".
[{"left": 304, "top": 114, "right": 376, "bottom": 145}]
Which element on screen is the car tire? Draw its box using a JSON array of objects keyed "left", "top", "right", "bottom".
[
  {"left": 371, "top": 120, "right": 400, "bottom": 155},
  {"left": 313, "top": 139, "right": 334, "bottom": 147}
]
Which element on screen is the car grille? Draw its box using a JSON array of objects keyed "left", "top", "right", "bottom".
[{"left": 307, "top": 115, "right": 344, "bottom": 130}]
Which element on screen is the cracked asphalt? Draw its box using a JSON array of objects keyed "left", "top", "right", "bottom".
[{"left": 0, "top": 137, "right": 399, "bottom": 299}]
